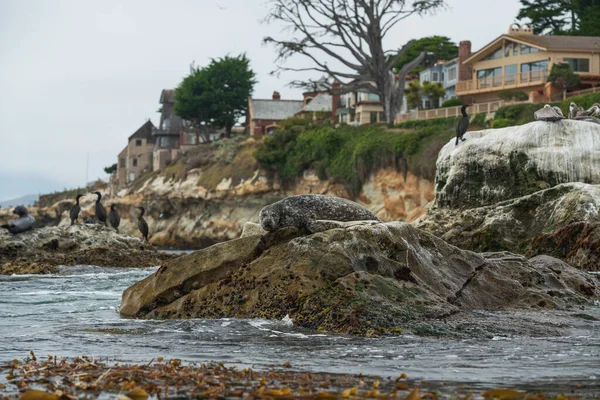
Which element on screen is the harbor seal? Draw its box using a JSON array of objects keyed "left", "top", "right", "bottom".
[
  {"left": 0, "top": 206, "right": 36, "bottom": 234},
  {"left": 259, "top": 194, "right": 380, "bottom": 233}
]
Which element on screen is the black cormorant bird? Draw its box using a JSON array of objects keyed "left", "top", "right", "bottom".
[
  {"left": 69, "top": 194, "right": 84, "bottom": 226},
  {"left": 137, "top": 206, "right": 149, "bottom": 242},
  {"left": 455, "top": 104, "right": 472, "bottom": 145},
  {"left": 108, "top": 204, "right": 120, "bottom": 233},
  {"left": 93, "top": 192, "right": 107, "bottom": 226}
]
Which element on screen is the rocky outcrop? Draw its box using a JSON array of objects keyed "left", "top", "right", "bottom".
[
  {"left": 435, "top": 120, "right": 600, "bottom": 208},
  {"left": 120, "top": 221, "right": 598, "bottom": 336},
  {"left": 5, "top": 168, "right": 434, "bottom": 249},
  {"left": 418, "top": 120, "right": 600, "bottom": 270},
  {"left": 0, "top": 224, "right": 175, "bottom": 274}
]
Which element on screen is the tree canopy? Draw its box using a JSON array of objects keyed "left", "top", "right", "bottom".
[
  {"left": 174, "top": 54, "right": 256, "bottom": 138},
  {"left": 517, "top": 0, "right": 600, "bottom": 35},
  {"left": 104, "top": 164, "right": 117, "bottom": 175},
  {"left": 547, "top": 63, "right": 581, "bottom": 100},
  {"left": 393, "top": 36, "right": 457, "bottom": 74},
  {"left": 263, "top": 0, "right": 444, "bottom": 123}
]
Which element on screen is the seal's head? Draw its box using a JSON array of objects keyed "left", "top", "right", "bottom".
[
  {"left": 13, "top": 206, "right": 28, "bottom": 217},
  {"left": 259, "top": 205, "right": 279, "bottom": 232}
]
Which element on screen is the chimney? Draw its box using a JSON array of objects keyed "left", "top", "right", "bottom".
[
  {"left": 331, "top": 80, "right": 341, "bottom": 124},
  {"left": 272, "top": 91, "right": 281, "bottom": 100},
  {"left": 458, "top": 41, "right": 472, "bottom": 82}
]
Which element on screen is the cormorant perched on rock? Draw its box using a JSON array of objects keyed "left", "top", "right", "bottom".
[
  {"left": 1, "top": 206, "right": 35, "bottom": 234},
  {"left": 569, "top": 102, "right": 585, "bottom": 119},
  {"left": 137, "top": 206, "right": 149, "bottom": 242},
  {"left": 69, "top": 194, "right": 83, "bottom": 226},
  {"left": 108, "top": 204, "right": 120, "bottom": 233},
  {"left": 93, "top": 192, "right": 107, "bottom": 226},
  {"left": 455, "top": 104, "right": 471, "bottom": 145},
  {"left": 534, "top": 104, "right": 565, "bottom": 121}
]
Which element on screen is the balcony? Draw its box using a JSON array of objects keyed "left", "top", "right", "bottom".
[{"left": 456, "top": 69, "right": 549, "bottom": 95}]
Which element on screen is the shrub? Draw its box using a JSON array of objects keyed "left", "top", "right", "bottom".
[
  {"left": 491, "top": 118, "right": 512, "bottom": 128},
  {"left": 255, "top": 121, "right": 456, "bottom": 197},
  {"left": 395, "top": 116, "right": 460, "bottom": 129},
  {"left": 498, "top": 90, "right": 529, "bottom": 101},
  {"left": 471, "top": 112, "right": 487, "bottom": 127},
  {"left": 441, "top": 98, "right": 463, "bottom": 108}
]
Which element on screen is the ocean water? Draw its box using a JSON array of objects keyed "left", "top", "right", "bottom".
[{"left": 0, "top": 265, "right": 599, "bottom": 395}]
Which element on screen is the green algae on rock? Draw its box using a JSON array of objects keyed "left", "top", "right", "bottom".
[{"left": 120, "top": 221, "right": 598, "bottom": 336}]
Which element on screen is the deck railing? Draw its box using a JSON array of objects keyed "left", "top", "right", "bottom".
[
  {"left": 456, "top": 70, "right": 549, "bottom": 94},
  {"left": 396, "top": 99, "right": 530, "bottom": 123}
]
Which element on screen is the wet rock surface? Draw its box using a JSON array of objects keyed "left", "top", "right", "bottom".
[
  {"left": 0, "top": 224, "right": 176, "bottom": 274},
  {"left": 120, "top": 221, "right": 599, "bottom": 337}
]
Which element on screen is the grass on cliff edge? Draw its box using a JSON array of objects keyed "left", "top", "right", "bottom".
[{"left": 255, "top": 117, "right": 458, "bottom": 197}]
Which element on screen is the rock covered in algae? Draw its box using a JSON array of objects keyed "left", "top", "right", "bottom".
[{"left": 120, "top": 221, "right": 598, "bottom": 336}]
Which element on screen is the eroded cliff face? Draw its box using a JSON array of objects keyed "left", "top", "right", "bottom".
[{"left": 2, "top": 167, "right": 434, "bottom": 249}]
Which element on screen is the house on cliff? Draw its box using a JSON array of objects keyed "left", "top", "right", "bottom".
[
  {"left": 116, "top": 120, "right": 155, "bottom": 187},
  {"left": 456, "top": 23, "right": 600, "bottom": 104}
]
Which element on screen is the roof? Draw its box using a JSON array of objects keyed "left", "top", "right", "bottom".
[
  {"left": 464, "top": 33, "right": 600, "bottom": 64},
  {"left": 250, "top": 99, "right": 304, "bottom": 120},
  {"left": 300, "top": 93, "right": 332, "bottom": 112},
  {"left": 128, "top": 120, "right": 156, "bottom": 142}
]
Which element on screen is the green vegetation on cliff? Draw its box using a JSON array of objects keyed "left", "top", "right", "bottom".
[{"left": 256, "top": 118, "right": 455, "bottom": 196}]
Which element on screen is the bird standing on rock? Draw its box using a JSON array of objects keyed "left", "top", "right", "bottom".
[
  {"left": 455, "top": 104, "right": 471, "bottom": 145},
  {"left": 93, "top": 192, "right": 107, "bottom": 227},
  {"left": 69, "top": 194, "right": 83, "bottom": 226},
  {"left": 137, "top": 206, "right": 149, "bottom": 242},
  {"left": 108, "top": 204, "right": 120, "bottom": 233}
]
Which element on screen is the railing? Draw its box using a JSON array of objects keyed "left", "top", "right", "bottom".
[
  {"left": 396, "top": 99, "right": 529, "bottom": 123},
  {"left": 566, "top": 85, "right": 600, "bottom": 97},
  {"left": 456, "top": 70, "right": 549, "bottom": 94}
]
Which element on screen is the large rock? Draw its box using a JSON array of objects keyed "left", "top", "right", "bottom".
[
  {"left": 418, "top": 120, "right": 600, "bottom": 270},
  {"left": 435, "top": 120, "right": 600, "bottom": 209},
  {"left": 0, "top": 224, "right": 175, "bottom": 274},
  {"left": 120, "top": 222, "right": 598, "bottom": 336}
]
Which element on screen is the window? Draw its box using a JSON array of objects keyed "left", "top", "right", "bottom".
[
  {"left": 132, "top": 158, "right": 138, "bottom": 167},
  {"left": 135, "top": 139, "right": 142, "bottom": 146},
  {"left": 162, "top": 118, "right": 170, "bottom": 130},
  {"left": 447, "top": 67, "right": 457, "bottom": 81},
  {"left": 477, "top": 67, "right": 502, "bottom": 79},
  {"left": 505, "top": 43, "right": 511, "bottom": 57},
  {"left": 370, "top": 112, "right": 377, "bottom": 123},
  {"left": 379, "top": 112, "right": 387, "bottom": 122},
  {"left": 341, "top": 114, "right": 347, "bottom": 123},
  {"left": 504, "top": 64, "right": 518, "bottom": 84},
  {"left": 483, "top": 47, "right": 503, "bottom": 61},
  {"left": 513, "top": 44, "right": 518, "bottom": 56},
  {"left": 564, "top": 58, "right": 590, "bottom": 72},
  {"left": 424, "top": 100, "right": 431, "bottom": 109},
  {"left": 520, "top": 60, "right": 548, "bottom": 72},
  {"left": 520, "top": 44, "right": 540, "bottom": 55},
  {"left": 367, "top": 93, "right": 380, "bottom": 101},
  {"left": 432, "top": 72, "right": 439, "bottom": 81}
]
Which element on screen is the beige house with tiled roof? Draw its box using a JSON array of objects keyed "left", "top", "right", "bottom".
[
  {"left": 456, "top": 24, "right": 600, "bottom": 103},
  {"left": 116, "top": 120, "right": 155, "bottom": 187}
]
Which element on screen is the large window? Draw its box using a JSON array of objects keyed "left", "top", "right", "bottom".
[
  {"left": 520, "top": 44, "right": 540, "bottom": 54},
  {"left": 477, "top": 67, "right": 502, "bottom": 79},
  {"left": 447, "top": 67, "right": 457, "bottom": 81},
  {"left": 432, "top": 72, "right": 439, "bottom": 81},
  {"left": 521, "top": 60, "right": 548, "bottom": 81},
  {"left": 504, "top": 64, "right": 518, "bottom": 84},
  {"left": 504, "top": 43, "right": 511, "bottom": 57},
  {"left": 564, "top": 58, "right": 590, "bottom": 72},
  {"left": 483, "top": 47, "right": 503, "bottom": 61}
]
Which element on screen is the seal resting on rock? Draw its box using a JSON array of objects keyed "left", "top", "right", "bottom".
[
  {"left": 1, "top": 206, "right": 35, "bottom": 234},
  {"left": 259, "top": 194, "right": 380, "bottom": 233}
]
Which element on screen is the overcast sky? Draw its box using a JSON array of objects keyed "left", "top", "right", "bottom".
[{"left": 0, "top": 0, "right": 522, "bottom": 201}]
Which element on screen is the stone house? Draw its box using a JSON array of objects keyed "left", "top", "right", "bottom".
[
  {"left": 456, "top": 24, "right": 600, "bottom": 103},
  {"left": 116, "top": 120, "right": 155, "bottom": 186},
  {"left": 152, "top": 89, "right": 186, "bottom": 172}
]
